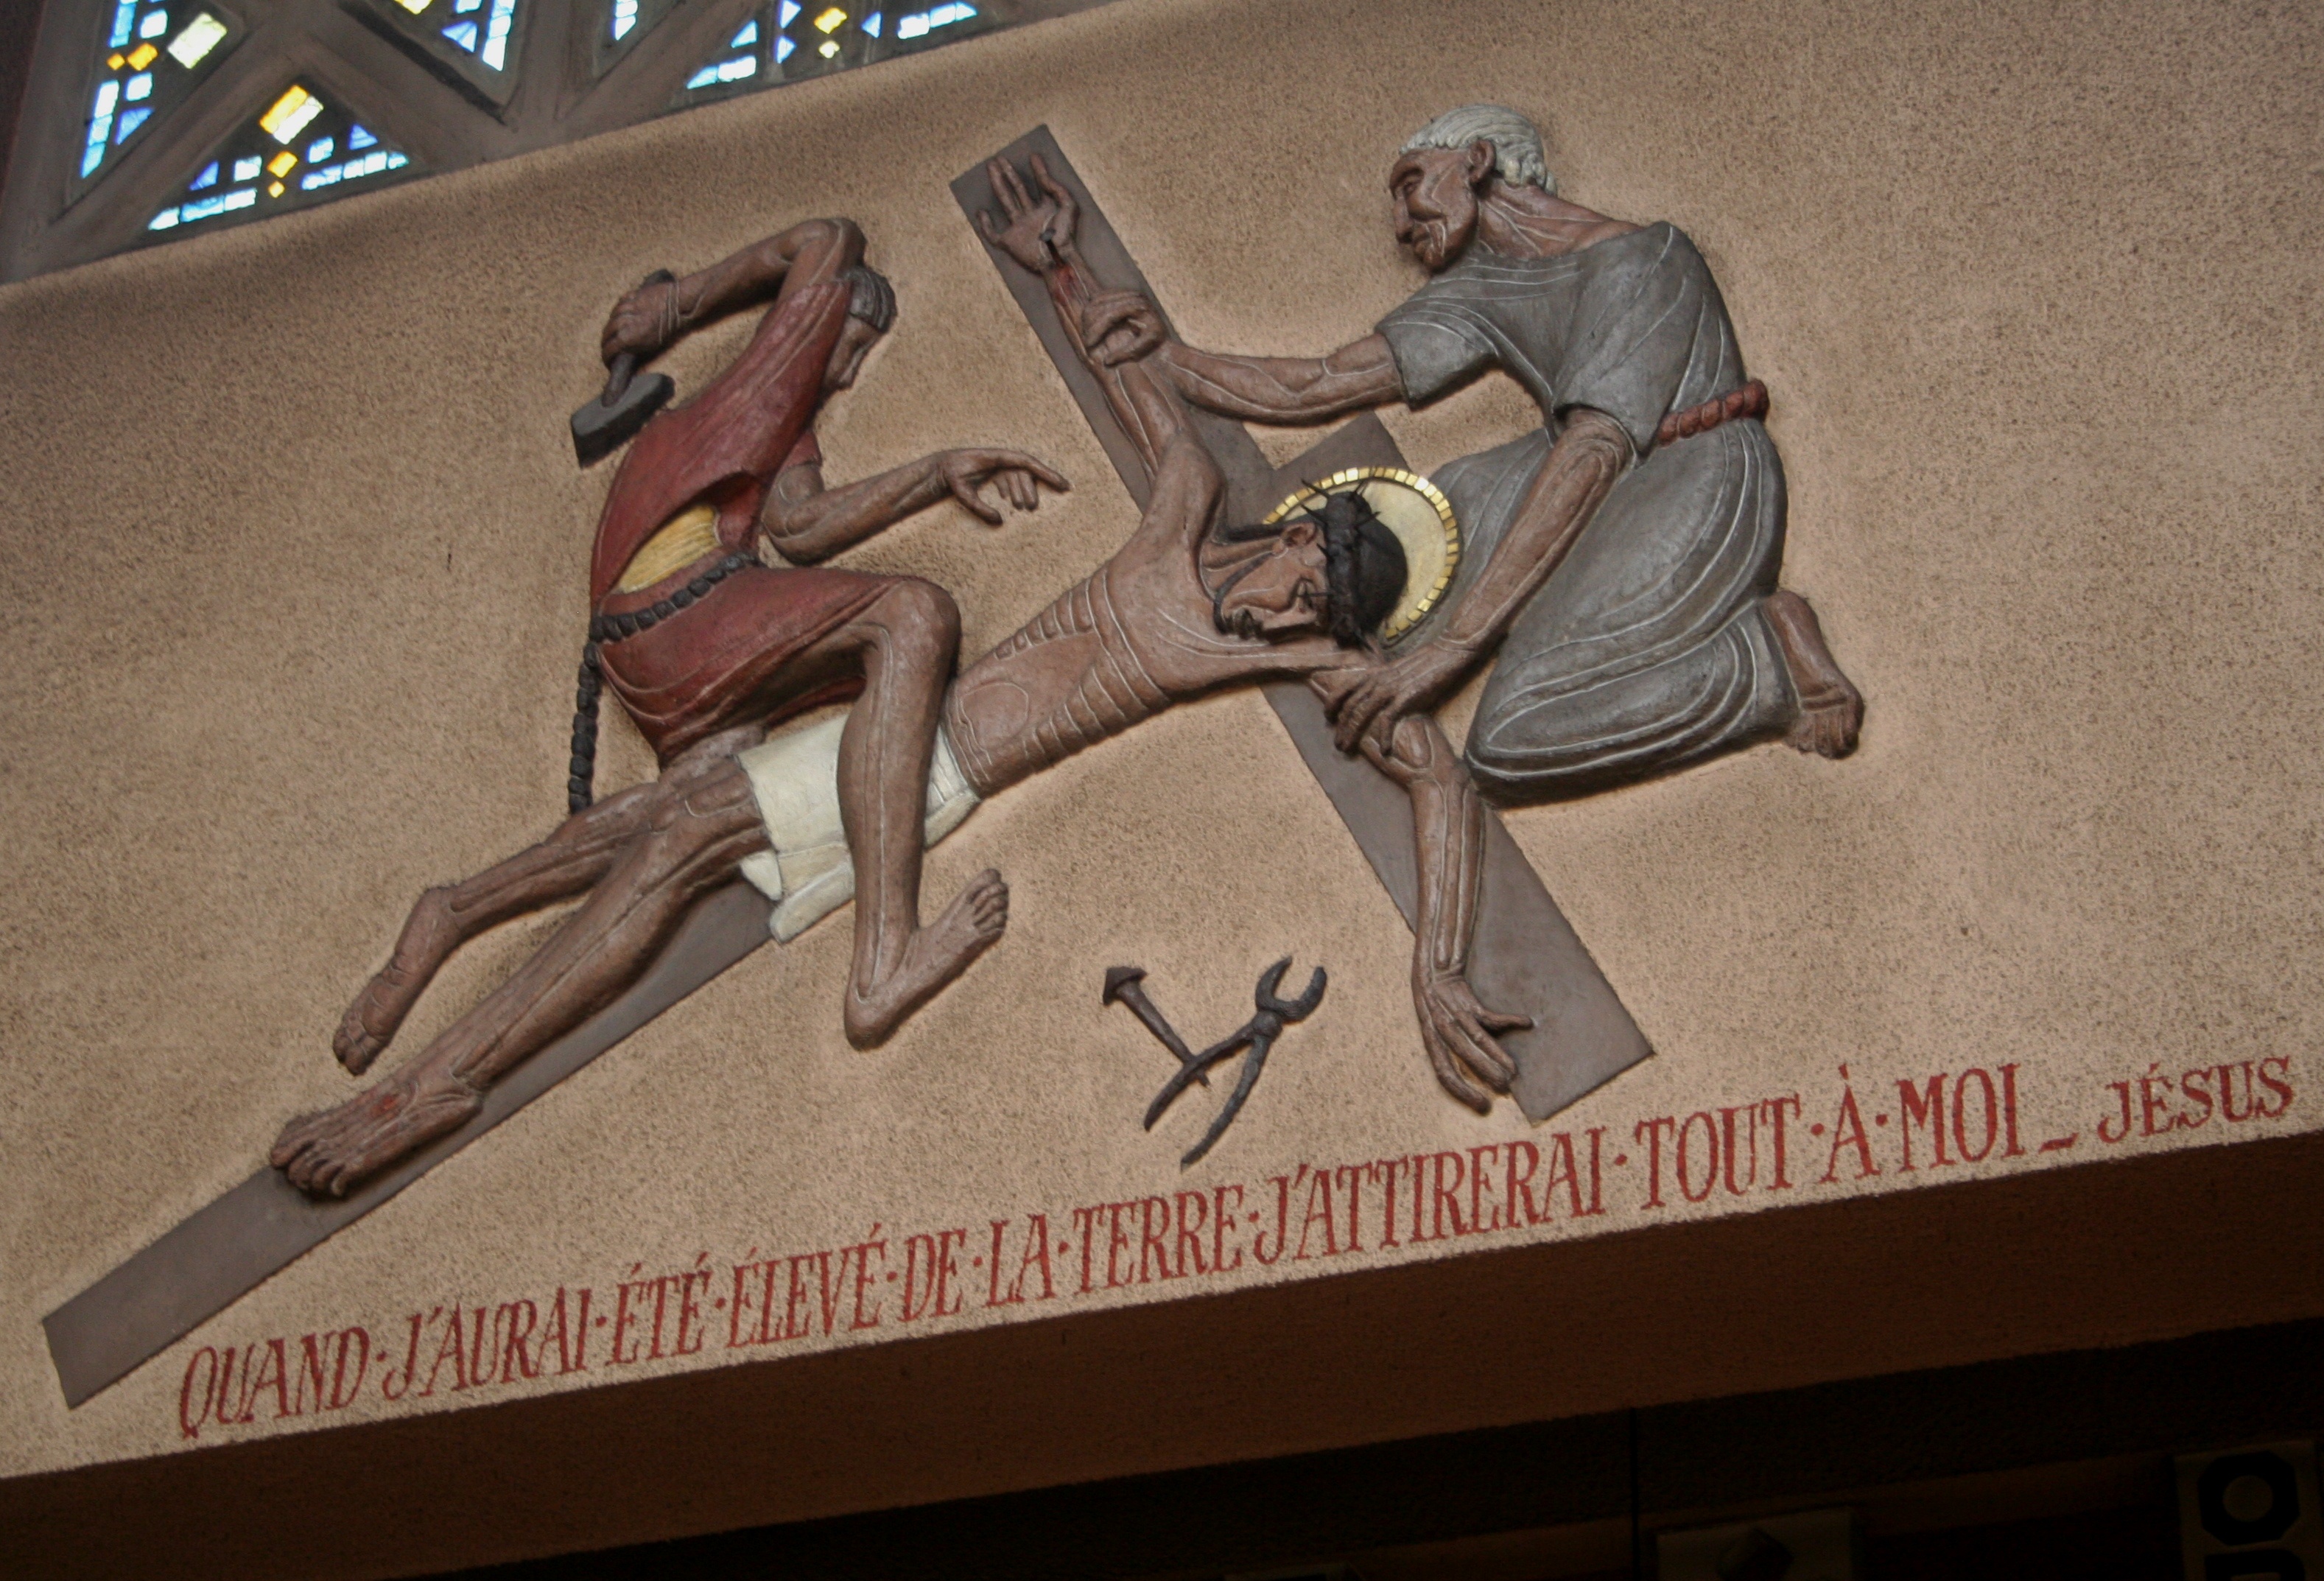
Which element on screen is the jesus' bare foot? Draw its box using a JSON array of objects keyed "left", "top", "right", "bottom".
[
  {"left": 334, "top": 888, "right": 459, "bottom": 1075},
  {"left": 270, "top": 1062, "right": 484, "bottom": 1198},
  {"left": 1763, "top": 589, "right": 1863, "bottom": 759},
  {"left": 843, "top": 869, "right": 1009, "bottom": 1048}
]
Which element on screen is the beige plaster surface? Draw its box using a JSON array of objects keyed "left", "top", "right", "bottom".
[{"left": 0, "top": 0, "right": 2319, "bottom": 1541}]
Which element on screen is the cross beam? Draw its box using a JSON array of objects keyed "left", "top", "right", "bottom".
[{"left": 949, "top": 129, "right": 1650, "bottom": 1126}]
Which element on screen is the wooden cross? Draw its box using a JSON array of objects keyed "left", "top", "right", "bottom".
[{"left": 950, "top": 129, "right": 1649, "bottom": 1126}]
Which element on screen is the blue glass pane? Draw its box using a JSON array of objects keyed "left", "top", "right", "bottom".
[
  {"left": 138, "top": 8, "right": 167, "bottom": 37},
  {"left": 684, "top": 63, "right": 719, "bottom": 88},
  {"left": 779, "top": 0, "right": 798, "bottom": 24},
  {"left": 115, "top": 105, "right": 152, "bottom": 140},
  {"left": 124, "top": 71, "right": 153, "bottom": 100},
  {"left": 480, "top": 0, "right": 515, "bottom": 67},
  {"left": 108, "top": 0, "right": 136, "bottom": 46},
  {"left": 730, "top": 18, "right": 756, "bottom": 45},
  {"left": 232, "top": 154, "right": 260, "bottom": 180},
  {"left": 454, "top": 0, "right": 480, "bottom": 13},
  {"left": 442, "top": 18, "right": 479, "bottom": 49},
  {"left": 306, "top": 136, "right": 334, "bottom": 161},
  {"left": 189, "top": 159, "right": 218, "bottom": 189},
  {"left": 347, "top": 124, "right": 376, "bottom": 149},
  {"left": 863, "top": 10, "right": 881, "bottom": 33},
  {"left": 611, "top": 0, "right": 635, "bottom": 38},
  {"left": 774, "top": 33, "right": 793, "bottom": 60}
]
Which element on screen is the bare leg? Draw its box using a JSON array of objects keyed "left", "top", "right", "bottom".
[
  {"left": 273, "top": 755, "right": 770, "bottom": 1196},
  {"left": 829, "top": 579, "right": 1008, "bottom": 1048},
  {"left": 332, "top": 724, "right": 770, "bottom": 1074},
  {"left": 1764, "top": 589, "right": 1864, "bottom": 758},
  {"left": 334, "top": 783, "right": 656, "bottom": 1074}
]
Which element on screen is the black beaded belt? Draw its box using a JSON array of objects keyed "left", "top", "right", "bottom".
[
  {"left": 588, "top": 551, "right": 754, "bottom": 645},
  {"left": 566, "top": 550, "right": 755, "bottom": 815}
]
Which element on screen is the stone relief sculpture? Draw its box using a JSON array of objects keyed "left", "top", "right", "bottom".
[
  {"left": 272, "top": 175, "right": 1534, "bottom": 1196},
  {"left": 1078, "top": 103, "right": 1864, "bottom": 791}
]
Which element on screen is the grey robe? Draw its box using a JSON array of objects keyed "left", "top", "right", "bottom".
[{"left": 1378, "top": 222, "right": 1795, "bottom": 802}]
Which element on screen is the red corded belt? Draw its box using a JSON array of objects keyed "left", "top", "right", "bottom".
[{"left": 1655, "top": 378, "right": 1769, "bottom": 446}]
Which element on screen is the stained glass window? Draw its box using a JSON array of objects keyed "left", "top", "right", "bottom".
[
  {"left": 674, "top": 0, "right": 982, "bottom": 103},
  {"left": 8, "top": 0, "right": 1120, "bottom": 278},
  {"left": 352, "top": 0, "right": 527, "bottom": 106},
  {"left": 70, "top": 1, "right": 245, "bottom": 201},
  {"left": 591, "top": 0, "right": 682, "bottom": 77},
  {"left": 147, "top": 85, "right": 415, "bottom": 237}
]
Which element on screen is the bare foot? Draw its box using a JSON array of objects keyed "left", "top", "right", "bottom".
[
  {"left": 843, "top": 869, "right": 1009, "bottom": 1048},
  {"left": 1763, "top": 589, "right": 1863, "bottom": 758},
  {"left": 334, "top": 888, "right": 457, "bottom": 1075},
  {"left": 270, "top": 1064, "right": 483, "bottom": 1198}
]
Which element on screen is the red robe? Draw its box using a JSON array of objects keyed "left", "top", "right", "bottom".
[{"left": 589, "top": 279, "right": 895, "bottom": 762}]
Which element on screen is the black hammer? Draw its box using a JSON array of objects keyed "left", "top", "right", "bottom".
[{"left": 570, "top": 269, "right": 678, "bottom": 466}]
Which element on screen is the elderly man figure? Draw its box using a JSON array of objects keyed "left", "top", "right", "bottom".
[{"left": 1086, "top": 103, "right": 1862, "bottom": 799}]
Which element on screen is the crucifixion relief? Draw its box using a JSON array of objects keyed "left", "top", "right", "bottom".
[{"left": 45, "top": 107, "right": 1858, "bottom": 1409}]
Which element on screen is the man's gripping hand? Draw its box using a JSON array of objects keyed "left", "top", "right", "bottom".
[
  {"left": 938, "top": 449, "right": 1070, "bottom": 525},
  {"left": 600, "top": 276, "right": 680, "bottom": 365},
  {"left": 1312, "top": 637, "right": 1479, "bottom": 757},
  {"left": 1081, "top": 291, "right": 1168, "bottom": 368}
]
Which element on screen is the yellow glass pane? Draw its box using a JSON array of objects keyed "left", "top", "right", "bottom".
[
  {"left": 259, "top": 85, "right": 323, "bottom": 143},
  {"left": 812, "top": 6, "right": 846, "bottom": 29},
  {"left": 108, "top": 52, "right": 125, "bottom": 68},
  {"left": 266, "top": 150, "right": 297, "bottom": 177},
  {"left": 166, "top": 13, "right": 229, "bottom": 67},
  {"left": 393, "top": 0, "right": 430, "bottom": 10},
  {"left": 126, "top": 42, "right": 159, "bottom": 68},
  {"left": 267, "top": 180, "right": 284, "bottom": 197},
  {"left": 817, "top": 37, "right": 838, "bottom": 55}
]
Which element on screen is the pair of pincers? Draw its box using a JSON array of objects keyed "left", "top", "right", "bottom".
[{"left": 1103, "top": 957, "right": 1326, "bottom": 1168}]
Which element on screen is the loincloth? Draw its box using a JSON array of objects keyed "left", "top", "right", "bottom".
[{"left": 733, "top": 711, "right": 981, "bottom": 942}]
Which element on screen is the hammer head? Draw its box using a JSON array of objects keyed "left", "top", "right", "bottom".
[
  {"left": 1101, "top": 965, "right": 1146, "bottom": 1006},
  {"left": 571, "top": 369, "right": 674, "bottom": 467}
]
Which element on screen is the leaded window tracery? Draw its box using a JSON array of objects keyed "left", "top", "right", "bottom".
[{"left": 1, "top": 0, "right": 1118, "bottom": 281}]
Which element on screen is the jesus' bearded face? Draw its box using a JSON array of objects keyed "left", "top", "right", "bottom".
[
  {"left": 1389, "top": 143, "right": 1495, "bottom": 271},
  {"left": 1215, "top": 519, "right": 1333, "bottom": 642}
]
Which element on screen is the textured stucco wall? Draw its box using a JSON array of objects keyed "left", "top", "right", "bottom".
[{"left": 0, "top": 0, "right": 2318, "bottom": 1543}]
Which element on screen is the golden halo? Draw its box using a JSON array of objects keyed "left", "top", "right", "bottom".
[{"left": 1262, "top": 467, "right": 1459, "bottom": 643}]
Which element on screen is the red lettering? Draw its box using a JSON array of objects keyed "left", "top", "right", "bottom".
[
  {"left": 1211, "top": 1184, "right": 1246, "bottom": 1273},
  {"left": 1174, "top": 1192, "right": 1211, "bottom": 1275},
  {"left": 1955, "top": 1068, "right": 2000, "bottom": 1160},
  {"left": 1896, "top": 1075, "right": 1948, "bottom": 1171},
  {"left": 1504, "top": 1140, "right": 1541, "bottom": 1225},
  {"left": 1139, "top": 1199, "right": 1177, "bottom": 1282},
  {"left": 1635, "top": 1115, "right": 1677, "bottom": 1206},
  {"left": 1294, "top": 1168, "right": 1337, "bottom": 1259},
  {"left": 1676, "top": 1112, "right": 1719, "bottom": 1203},
  {"left": 178, "top": 1347, "right": 217, "bottom": 1440}
]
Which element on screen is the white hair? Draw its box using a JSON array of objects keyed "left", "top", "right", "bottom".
[{"left": 1399, "top": 104, "right": 1556, "bottom": 194}]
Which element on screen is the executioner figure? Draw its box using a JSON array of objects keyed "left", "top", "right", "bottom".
[
  {"left": 275, "top": 217, "right": 1067, "bottom": 1194},
  {"left": 273, "top": 175, "right": 1529, "bottom": 1197},
  {"left": 1081, "top": 104, "right": 1864, "bottom": 793}
]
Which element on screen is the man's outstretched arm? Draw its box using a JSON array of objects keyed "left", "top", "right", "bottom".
[
  {"left": 759, "top": 448, "right": 1067, "bottom": 565},
  {"left": 1334, "top": 701, "right": 1529, "bottom": 1111},
  {"left": 1077, "top": 292, "right": 1402, "bottom": 425}
]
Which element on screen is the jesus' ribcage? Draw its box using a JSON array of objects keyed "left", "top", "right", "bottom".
[{"left": 944, "top": 565, "right": 1173, "bottom": 797}]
